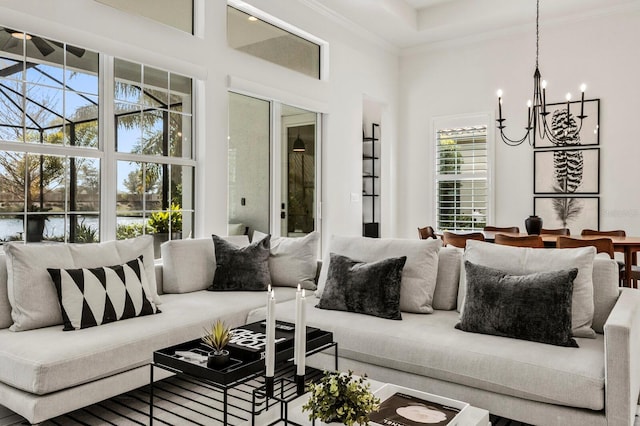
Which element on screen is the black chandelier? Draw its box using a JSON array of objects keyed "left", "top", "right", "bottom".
[{"left": 496, "top": 0, "right": 587, "bottom": 146}]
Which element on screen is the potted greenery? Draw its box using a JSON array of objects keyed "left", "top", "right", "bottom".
[
  {"left": 201, "top": 320, "right": 233, "bottom": 368},
  {"left": 148, "top": 203, "right": 182, "bottom": 257},
  {"left": 302, "top": 370, "right": 380, "bottom": 425},
  {"left": 25, "top": 205, "right": 51, "bottom": 242}
]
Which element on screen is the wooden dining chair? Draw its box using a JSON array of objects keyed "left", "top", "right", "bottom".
[
  {"left": 494, "top": 233, "right": 544, "bottom": 248},
  {"left": 484, "top": 226, "right": 520, "bottom": 233},
  {"left": 581, "top": 229, "right": 626, "bottom": 237},
  {"left": 541, "top": 228, "right": 570, "bottom": 236},
  {"left": 417, "top": 226, "right": 436, "bottom": 240},
  {"left": 442, "top": 231, "right": 485, "bottom": 249},
  {"left": 581, "top": 229, "right": 637, "bottom": 286},
  {"left": 556, "top": 236, "right": 615, "bottom": 259}
]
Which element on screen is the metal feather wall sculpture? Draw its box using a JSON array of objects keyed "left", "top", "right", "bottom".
[{"left": 551, "top": 109, "right": 584, "bottom": 227}]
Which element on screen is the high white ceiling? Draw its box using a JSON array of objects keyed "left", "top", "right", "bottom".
[{"left": 310, "top": 0, "right": 638, "bottom": 49}]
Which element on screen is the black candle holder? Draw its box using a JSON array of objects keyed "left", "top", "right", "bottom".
[
  {"left": 265, "top": 375, "right": 274, "bottom": 398},
  {"left": 295, "top": 373, "right": 305, "bottom": 396}
]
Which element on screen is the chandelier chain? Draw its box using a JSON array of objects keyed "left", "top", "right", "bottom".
[{"left": 536, "top": 0, "right": 539, "bottom": 69}]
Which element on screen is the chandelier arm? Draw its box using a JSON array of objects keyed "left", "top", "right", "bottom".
[{"left": 497, "top": 125, "right": 532, "bottom": 146}]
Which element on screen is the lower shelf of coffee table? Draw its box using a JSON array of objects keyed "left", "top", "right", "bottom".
[{"left": 149, "top": 363, "right": 324, "bottom": 425}]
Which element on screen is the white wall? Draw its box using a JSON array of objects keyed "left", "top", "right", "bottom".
[
  {"left": 0, "top": 0, "right": 399, "bottom": 246},
  {"left": 397, "top": 5, "right": 640, "bottom": 237}
]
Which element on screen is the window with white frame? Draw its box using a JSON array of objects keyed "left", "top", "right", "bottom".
[
  {"left": 0, "top": 26, "right": 194, "bottom": 251},
  {"left": 435, "top": 123, "right": 489, "bottom": 231}
]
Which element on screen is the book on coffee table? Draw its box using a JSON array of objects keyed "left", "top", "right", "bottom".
[
  {"left": 370, "top": 384, "right": 469, "bottom": 426},
  {"left": 227, "top": 320, "right": 320, "bottom": 362}
]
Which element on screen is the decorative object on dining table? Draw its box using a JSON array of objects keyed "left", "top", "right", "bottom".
[
  {"left": 265, "top": 285, "right": 276, "bottom": 397},
  {"left": 201, "top": 320, "right": 233, "bottom": 369},
  {"left": 525, "top": 215, "right": 543, "bottom": 235},
  {"left": 294, "top": 284, "right": 307, "bottom": 395},
  {"left": 302, "top": 370, "right": 380, "bottom": 426}
]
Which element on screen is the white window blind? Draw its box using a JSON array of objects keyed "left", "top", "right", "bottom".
[{"left": 435, "top": 125, "right": 488, "bottom": 231}]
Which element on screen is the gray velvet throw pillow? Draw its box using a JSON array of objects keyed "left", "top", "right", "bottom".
[
  {"left": 208, "top": 234, "right": 271, "bottom": 291},
  {"left": 317, "top": 253, "right": 406, "bottom": 320},
  {"left": 456, "top": 261, "right": 579, "bottom": 348}
]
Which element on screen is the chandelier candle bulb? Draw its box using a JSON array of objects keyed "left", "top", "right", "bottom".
[
  {"left": 541, "top": 80, "right": 547, "bottom": 114},
  {"left": 527, "top": 100, "right": 532, "bottom": 129},
  {"left": 580, "top": 84, "right": 586, "bottom": 117},
  {"left": 497, "top": 90, "right": 503, "bottom": 121}
]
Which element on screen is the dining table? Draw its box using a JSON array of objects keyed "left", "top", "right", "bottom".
[{"left": 479, "top": 231, "right": 640, "bottom": 288}]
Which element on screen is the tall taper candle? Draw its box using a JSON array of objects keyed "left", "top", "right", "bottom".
[
  {"left": 265, "top": 289, "right": 275, "bottom": 396},
  {"left": 297, "top": 289, "right": 306, "bottom": 376},
  {"left": 294, "top": 284, "right": 302, "bottom": 369}
]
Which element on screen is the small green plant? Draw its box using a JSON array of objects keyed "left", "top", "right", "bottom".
[
  {"left": 74, "top": 219, "right": 98, "bottom": 243},
  {"left": 116, "top": 222, "right": 149, "bottom": 240},
  {"left": 201, "top": 320, "right": 233, "bottom": 355},
  {"left": 148, "top": 203, "right": 182, "bottom": 234},
  {"left": 302, "top": 370, "right": 380, "bottom": 426}
]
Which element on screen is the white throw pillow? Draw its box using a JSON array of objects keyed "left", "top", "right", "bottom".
[
  {"left": 460, "top": 240, "right": 596, "bottom": 338},
  {"left": 253, "top": 231, "right": 319, "bottom": 289},
  {"left": 5, "top": 243, "right": 75, "bottom": 331},
  {"left": 316, "top": 235, "right": 442, "bottom": 313},
  {"left": 0, "top": 254, "right": 12, "bottom": 329},
  {"left": 432, "top": 246, "right": 462, "bottom": 310},
  {"left": 161, "top": 236, "right": 250, "bottom": 293}
]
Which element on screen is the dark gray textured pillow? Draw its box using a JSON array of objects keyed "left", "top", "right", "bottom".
[
  {"left": 456, "top": 261, "right": 579, "bottom": 347},
  {"left": 316, "top": 253, "right": 406, "bottom": 320},
  {"left": 208, "top": 234, "right": 271, "bottom": 291}
]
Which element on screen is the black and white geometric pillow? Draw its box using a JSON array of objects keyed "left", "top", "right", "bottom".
[{"left": 47, "top": 256, "right": 160, "bottom": 331}]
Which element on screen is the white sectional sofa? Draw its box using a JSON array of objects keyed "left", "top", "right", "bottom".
[{"left": 0, "top": 234, "right": 638, "bottom": 426}]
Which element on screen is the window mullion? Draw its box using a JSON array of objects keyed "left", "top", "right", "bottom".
[{"left": 100, "top": 55, "right": 117, "bottom": 241}]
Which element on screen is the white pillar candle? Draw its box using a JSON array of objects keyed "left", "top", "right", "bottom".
[
  {"left": 265, "top": 289, "right": 276, "bottom": 377},
  {"left": 296, "top": 289, "right": 306, "bottom": 376}
]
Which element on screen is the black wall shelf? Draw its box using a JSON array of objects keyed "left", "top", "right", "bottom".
[{"left": 362, "top": 123, "right": 380, "bottom": 238}]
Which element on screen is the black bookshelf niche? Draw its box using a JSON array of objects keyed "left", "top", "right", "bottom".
[{"left": 363, "top": 123, "right": 380, "bottom": 238}]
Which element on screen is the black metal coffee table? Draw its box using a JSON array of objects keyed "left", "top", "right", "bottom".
[{"left": 149, "top": 321, "right": 337, "bottom": 425}]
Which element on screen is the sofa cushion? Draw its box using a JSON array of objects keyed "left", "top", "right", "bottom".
[
  {"left": 248, "top": 298, "right": 605, "bottom": 411},
  {"left": 47, "top": 257, "right": 159, "bottom": 331},
  {"left": 0, "top": 287, "right": 298, "bottom": 395},
  {"left": 433, "top": 246, "right": 462, "bottom": 310},
  {"left": 459, "top": 241, "right": 596, "bottom": 338},
  {"left": 253, "top": 231, "right": 319, "bottom": 290},
  {"left": 5, "top": 236, "right": 159, "bottom": 332},
  {"left": 317, "top": 253, "right": 406, "bottom": 320},
  {"left": 208, "top": 234, "right": 271, "bottom": 291},
  {"left": 591, "top": 257, "right": 619, "bottom": 334},
  {"left": 0, "top": 253, "right": 12, "bottom": 329},
  {"left": 161, "top": 236, "right": 250, "bottom": 294},
  {"left": 316, "top": 236, "right": 442, "bottom": 313},
  {"left": 456, "top": 262, "right": 578, "bottom": 347}
]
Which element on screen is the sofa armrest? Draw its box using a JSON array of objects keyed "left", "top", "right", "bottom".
[{"left": 604, "top": 288, "right": 640, "bottom": 425}]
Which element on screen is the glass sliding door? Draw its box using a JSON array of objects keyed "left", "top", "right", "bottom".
[
  {"left": 281, "top": 106, "right": 316, "bottom": 237},
  {"left": 228, "top": 93, "right": 320, "bottom": 239},
  {"left": 227, "top": 92, "right": 270, "bottom": 236}
]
